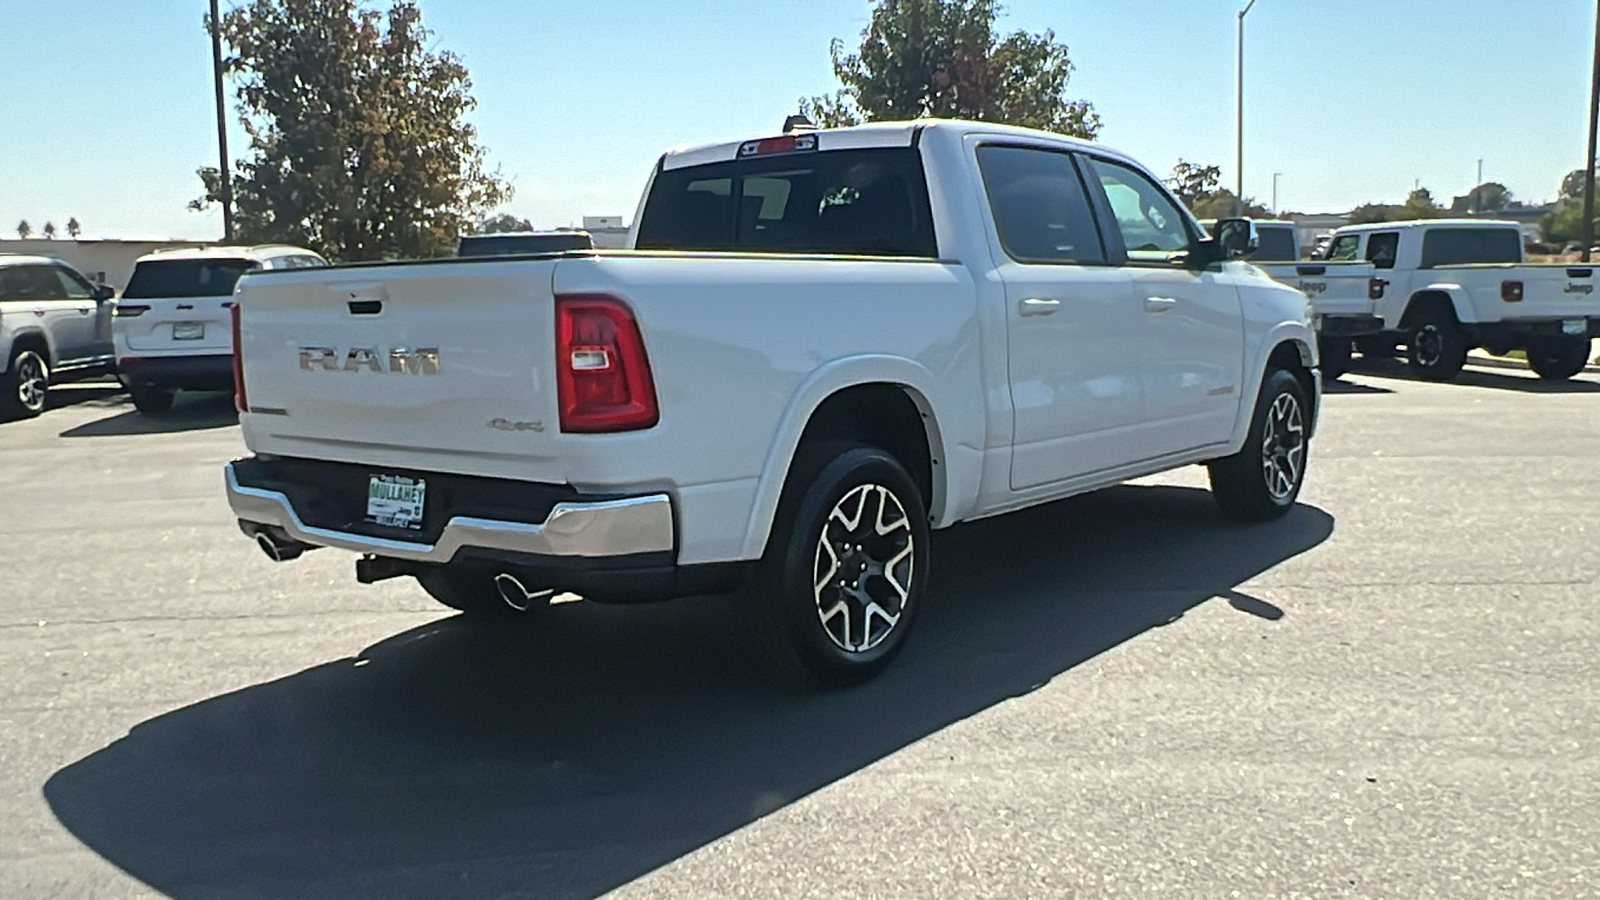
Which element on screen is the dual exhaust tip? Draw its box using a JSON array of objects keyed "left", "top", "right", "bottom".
[{"left": 255, "top": 529, "right": 308, "bottom": 563}]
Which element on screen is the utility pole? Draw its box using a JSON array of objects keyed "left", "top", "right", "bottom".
[
  {"left": 1236, "top": 0, "right": 1258, "bottom": 217},
  {"left": 1583, "top": 1, "right": 1600, "bottom": 262},
  {"left": 1476, "top": 158, "right": 1484, "bottom": 186},
  {"left": 210, "top": 0, "right": 235, "bottom": 242},
  {"left": 1272, "top": 172, "right": 1282, "bottom": 215}
]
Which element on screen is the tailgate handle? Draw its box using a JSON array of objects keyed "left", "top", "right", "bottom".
[
  {"left": 348, "top": 299, "right": 383, "bottom": 315},
  {"left": 1296, "top": 265, "right": 1326, "bottom": 276},
  {"left": 175, "top": 303, "right": 194, "bottom": 310}
]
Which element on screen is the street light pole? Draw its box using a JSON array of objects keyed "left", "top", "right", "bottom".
[
  {"left": 210, "top": 0, "right": 235, "bottom": 243},
  {"left": 1582, "top": 0, "right": 1600, "bottom": 262},
  {"left": 1272, "top": 172, "right": 1282, "bottom": 215},
  {"left": 1236, "top": 0, "right": 1258, "bottom": 216}
]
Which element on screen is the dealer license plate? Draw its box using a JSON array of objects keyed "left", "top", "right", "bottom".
[
  {"left": 172, "top": 322, "right": 204, "bottom": 341},
  {"left": 367, "top": 474, "right": 426, "bottom": 529},
  {"left": 1562, "top": 319, "right": 1586, "bottom": 336}
]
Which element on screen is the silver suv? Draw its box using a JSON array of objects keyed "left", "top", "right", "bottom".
[{"left": 0, "top": 256, "right": 116, "bottom": 419}]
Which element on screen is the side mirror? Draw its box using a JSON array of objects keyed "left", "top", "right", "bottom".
[
  {"left": 1214, "top": 218, "right": 1260, "bottom": 260},
  {"left": 92, "top": 283, "right": 116, "bottom": 302}
]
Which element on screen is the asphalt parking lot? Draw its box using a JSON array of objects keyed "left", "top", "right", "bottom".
[{"left": 3, "top": 360, "right": 1598, "bottom": 899}]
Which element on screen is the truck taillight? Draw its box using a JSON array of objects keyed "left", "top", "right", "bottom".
[
  {"left": 555, "top": 294, "right": 658, "bottom": 433},
  {"left": 231, "top": 302, "right": 247, "bottom": 412}
]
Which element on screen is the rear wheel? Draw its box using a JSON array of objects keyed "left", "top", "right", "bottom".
[
  {"left": 128, "top": 384, "right": 175, "bottom": 414},
  {"left": 1317, "top": 336, "right": 1351, "bottom": 381},
  {"left": 752, "top": 444, "right": 928, "bottom": 688},
  {"left": 0, "top": 348, "right": 49, "bottom": 419},
  {"left": 1405, "top": 307, "right": 1468, "bottom": 381},
  {"left": 418, "top": 565, "right": 552, "bottom": 623},
  {"left": 1208, "top": 368, "right": 1309, "bottom": 521},
  {"left": 1526, "top": 336, "right": 1591, "bottom": 381}
]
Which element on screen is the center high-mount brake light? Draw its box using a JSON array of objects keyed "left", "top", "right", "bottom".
[
  {"left": 555, "top": 294, "right": 658, "bottom": 433},
  {"left": 739, "top": 133, "right": 817, "bottom": 158},
  {"left": 231, "top": 302, "right": 247, "bottom": 412}
]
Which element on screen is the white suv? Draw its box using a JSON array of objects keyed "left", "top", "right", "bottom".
[{"left": 114, "top": 245, "right": 325, "bottom": 412}]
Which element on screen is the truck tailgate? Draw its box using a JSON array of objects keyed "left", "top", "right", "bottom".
[
  {"left": 235, "top": 259, "right": 564, "bottom": 480},
  {"left": 1258, "top": 261, "right": 1377, "bottom": 317}
]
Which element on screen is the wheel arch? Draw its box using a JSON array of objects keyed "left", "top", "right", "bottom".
[
  {"left": 1232, "top": 329, "right": 1318, "bottom": 451},
  {"left": 1399, "top": 287, "right": 1472, "bottom": 330},
  {"left": 739, "top": 359, "right": 951, "bottom": 561},
  {"left": 4, "top": 327, "right": 55, "bottom": 371}
]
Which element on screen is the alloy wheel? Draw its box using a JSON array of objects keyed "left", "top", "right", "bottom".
[
  {"left": 1413, "top": 325, "right": 1443, "bottom": 367},
  {"left": 811, "top": 483, "right": 915, "bottom": 653},
  {"left": 15, "top": 352, "right": 47, "bottom": 413},
  {"left": 1260, "top": 391, "right": 1305, "bottom": 502}
]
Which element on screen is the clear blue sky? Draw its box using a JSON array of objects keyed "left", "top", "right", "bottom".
[{"left": 1, "top": 0, "right": 1593, "bottom": 240}]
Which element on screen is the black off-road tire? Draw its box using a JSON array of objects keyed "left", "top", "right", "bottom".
[
  {"left": 752, "top": 444, "right": 930, "bottom": 689},
  {"left": 1526, "top": 336, "right": 1592, "bottom": 381},
  {"left": 1405, "top": 307, "right": 1468, "bottom": 381},
  {"left": 1208, "top": 368, "right": 1310, "bottom": 521},
  {"left": 418, "top": 565, "right": 552, "bottom": 623},
  {"left": 1, "top": 347, "right": 50, "bottom": 419},
  {"left": 128, "top": 384, "right": 175, "bottom": 414},
  {"left": 1317, "top": 336, "right": 1352, "bottom": 381}
]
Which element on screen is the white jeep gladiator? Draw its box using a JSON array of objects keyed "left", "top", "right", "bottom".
[
  {"left": 224, "top": 120, "right": 1321, "bottom": 685},
  {"left": 1271, "top": 220, "right": 1597, "bottom": 381}
]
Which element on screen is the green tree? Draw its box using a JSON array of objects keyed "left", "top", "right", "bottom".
[
  {"left": 1542, "top": 202, "right": 1593, "bottom": 245},
  {"left": 41, "top": 221, "right": 57, "bottom": 240},
  {"left": 16, "top": 220, "right": 31, "bottom": 239},
  {"left": 1169, "top": 159, "right": 1221, "bottom": 208},
  {"left": 66, "top": 217, "right": 81, "bottom": 238},
  {"left": 474, "top": 213, "right": 534, "bottom": 234},
  {"left": 1450, "top": 182, "right": 1512, "bottom": 213},
  {"left": 1189, "top": 189, "right": 1272, "bottom": 220},
  {"left": 1402, "top": 187, "right": 1443, "bottom": 218},
  {"left": 801, "top": 0, "right": 1100, "bottom": 137},
  {"left": 191, "top": 0, "right": 510, "bottom": 261},
  {"left": 1560, "top": 169, "right": 1588, "bottom": 204}
]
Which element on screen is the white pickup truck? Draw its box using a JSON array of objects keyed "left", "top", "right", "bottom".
[
  {"left": 223, "top": 119, "right": 1321, "bottom": 686},
  {"left": 1272, "top": 219, "right": 1596, "bottom": 381}
]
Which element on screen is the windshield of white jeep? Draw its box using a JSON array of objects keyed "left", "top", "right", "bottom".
[
  {"left": 635, "top": 147, "right": 937, "bottom": 257},
  {"left": 122, "top": 259, "right": 257, "bottom": 299}
]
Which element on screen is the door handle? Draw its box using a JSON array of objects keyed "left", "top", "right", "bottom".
[
  {"left": 1144, "top": 296, "right": 1178, "bottom": 313},
  {"left": 1019, "top": 297, "right": 1060, "bottom": 317}
]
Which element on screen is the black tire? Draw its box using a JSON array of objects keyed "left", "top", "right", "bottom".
[
  {"left": 752, "top": 444, "right": 929, "bottom": 688},
  {"left": 417, "top": 565, "right": 552, "bottom": 623},
  {"left": 1317, "top": 336, "right": 1352, "bottom": 381},
  {"left": 1405, "top": 306, "right": 1468, "bottom": 381},
  {"left": 1526, "top": 336, "right": 1592, "bottom": 381},
  {"left": 1208, "top": 368, "right": 1310, "bottom": 521},
  {"left": 0, "top": 348, "right": 49, "bottom": 419},
  {"left": 128, "top": 384, "right": 175, "bottom": 414}
]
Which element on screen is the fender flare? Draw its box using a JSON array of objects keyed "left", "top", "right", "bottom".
[
  {"left": 2, "top": 324, "right": 57, "bottom": 370},
  {"left": 1226, "top": 321, "right": 1318, "bottom": 452},
  {"left": 737, "top": 355, "right": 955, "bottom": 560},
  {"left": 1400, "top": 284, "right": 1474, "bottom": 329}
]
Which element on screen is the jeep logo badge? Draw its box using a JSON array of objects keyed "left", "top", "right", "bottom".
[{"left": 299, "top": 346, "right": 440, "bottom": 374}]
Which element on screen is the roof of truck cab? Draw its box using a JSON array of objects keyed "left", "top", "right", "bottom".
[
  {"left": 660, "top": 118, "right": 1137, "bottom": 171},
  {"left": 1332, "top": 219, "right": 1522, "bottom": 235},
  {"left": 133, "top": 244, "right": 320, "bottom": 264}
]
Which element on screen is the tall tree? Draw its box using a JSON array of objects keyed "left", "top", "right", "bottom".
[
  {"left": 474, "top": 213, "right": 534, "bottom": 234},
  {"left": 66, "top": 217, "right": 81, "bottom": 238},
  {"left": 1450, "top": 182, "right": 1512, "bottom": 213},
  {"left": 190, "top": 0, "right": 510, "bottom": 261},
  {"left": 41, "top": 221, "right": 57, "bottom": 240},
  {"left": 801, "top": 0, "right": 1099, "bottom": 138},
  {"left": 1170, "top": 160, "right": 1222, "bottom": 208},
  {"left": 15, "top": 220, "right": 31, "bottom": 239}
]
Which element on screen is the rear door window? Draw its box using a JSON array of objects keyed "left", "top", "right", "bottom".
[
  {"left": 975, "top": 145, "right": 1105, "bottom": 265},
  {"left": 122, "top": 259, "right": 257, "bottom": 299},
  {"left": 0, "top": 265, "right": 68, "bottom": 300},
  {"left": 1364, "top": 232, "right": 1400, "bottom": 269},
  {"left": 1419, "top": 228, "right": 1522, "bottom": 267},
  {"left": 635, "top": 147, "right": 937, "bottom": 257}
]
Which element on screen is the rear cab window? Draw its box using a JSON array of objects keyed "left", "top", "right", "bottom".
[
  {"left": 1419, "top": 228, "right": 1522, "bottom": 268},
  {"left": 635, "top": 146, "right": 937, "bottom": 257},
  {"left": 123, "top": 259, "right": 258, "bottom": 299},
  {"left": 1254, "top": 226, "right": 1298, "bottom": 262}
]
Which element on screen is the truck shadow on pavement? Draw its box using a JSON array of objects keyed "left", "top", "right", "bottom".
[
  {"left": 58, "top": 392, "right": 238, "bottom": 437},
  {"left": 45, "top": 484, "right": 1332, "bottom": 900},
  {"left": 1349, "top": 357, "right": 1600, "bottom": 393}
]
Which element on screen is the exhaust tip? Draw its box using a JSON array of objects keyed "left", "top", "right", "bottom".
[
  {"left": 255, "top": 530, "right": 304, "bottom": 563},
  {"left": 494, "top": 573, "right": 550, "bottom": 612}
]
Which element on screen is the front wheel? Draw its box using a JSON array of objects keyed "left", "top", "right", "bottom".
[
  {"left": 1526, "top": 336, "right": 1592, "bottom": 381},
  {"left": 753, "top": 445, "right": 929, "bottom": 688},
  {"left": 1406, "top": 309, "right": 1468, "bottom": 381},
  {"left": 0, "top": 348, "right": 49, "bottom": 419},
  {"left": 1208, "top": 369, "right": 1310, "bottom": 521}
]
